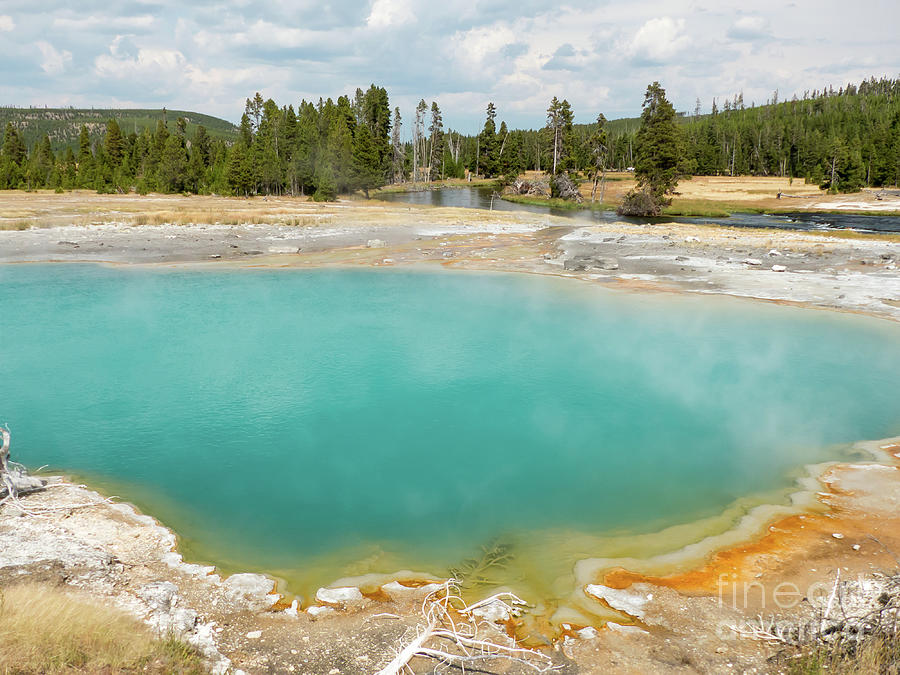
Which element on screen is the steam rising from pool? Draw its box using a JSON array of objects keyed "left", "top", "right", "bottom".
[{"left": 2, "top": 265, "right": 899, "bottom": 603}]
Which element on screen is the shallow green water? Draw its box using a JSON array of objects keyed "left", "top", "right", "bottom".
[{"left": 2, "top": 265, "right": 899, "bottom": 601}]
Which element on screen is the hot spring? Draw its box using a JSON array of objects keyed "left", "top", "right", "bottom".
[{"left": 2, "top": 265, "right": 899, "bottom": 613}]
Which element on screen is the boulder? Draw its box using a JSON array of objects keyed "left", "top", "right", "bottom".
[
  {"left": 222, "top": 573, "right": 278, "bottom": 611},
  {"left": 315, "top": 586, "right": 364, "bottom": 606},
  {"left": 585, "top": 584, "right": 652, "bottom": 619}
]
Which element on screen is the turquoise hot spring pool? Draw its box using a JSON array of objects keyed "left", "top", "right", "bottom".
[{"left": 2, "top": 264, "right": 899, "bottom": 607}]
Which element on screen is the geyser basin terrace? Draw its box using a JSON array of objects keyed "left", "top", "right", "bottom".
[{"left": 2, "top": 264, "right": 900, "bottom": 607}]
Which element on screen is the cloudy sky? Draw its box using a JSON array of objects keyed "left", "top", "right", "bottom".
[{"left": 1, "top": 0, "right": 897, "bottom": 133}]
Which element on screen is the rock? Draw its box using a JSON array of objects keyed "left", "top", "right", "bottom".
[
  {"left": 743, "top": 258, "right": 762, "bottom": 266},
  {"left": 315, "top": 586, "right": 364, "bottom": 606},
  {"left": 768, "top": 249, "right": 782, "bottom": 256},
  {"left": 267, "top": 246, "right": 300, "bottom": 254},
  {"left": 381, "top": 581, "right": 444, "bottom": 601},
  {"left": 606, "top": 621, "right": 649, "bottom": 635},
  {"left": 585, "top": 584, "right": 651, "bottom": 619},
  {"left": 222, "top": 573, "right": 278, "bottom": 611},
  {"left": 853, "top": 544, "right": 861, "bottom": 551},
  {"left": 832, "top": 532, "right": 845, "bottom": 539},
  {"left": 245, "top": 630, "right": 262, "bottom": 639},
  {"left": 366, "top": 239, "right": 386, "bottom": 248},
  {"left": 138, "top": 581, "right": 178, "bottom": 612},
  {"left": 150, "top": 607, "right": 198, "bottom": 635},
  {"left": 564, "top": 255, "right": 619, "bottom": 272},
  {"left": 771, "top": 264, "right": 787, "bottom": 272},
  {"left": 577, "top": 626, "right": 600, "bottom": 640},
  {"left": 470, "top": 598, "right": 513, "bottom": 623},
  {"left": 307, "top": 605, "right": 336, "bottom": 619}
]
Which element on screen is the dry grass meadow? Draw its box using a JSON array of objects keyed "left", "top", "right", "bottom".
[{"left": 0, "top": 583, "right": 205, "bottom": 674}]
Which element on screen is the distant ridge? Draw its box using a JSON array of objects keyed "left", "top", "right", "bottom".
[{"left": 0, "top": 107, "right": 239, "bottom": 152}]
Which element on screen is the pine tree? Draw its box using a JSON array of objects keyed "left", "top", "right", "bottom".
[
  {"left": 351, "top": 123, "right": 382, "bottom": 197},
  {"left": 158, "top": 135, "right": 188, "bottom": 192},
  {"left": 76, "top": 125, "right": 94, "bottom": 187},
  {"left": 619, "top": 82, "right": 681, "bottom": 215},
  {"left": 2, "top": 123, "right": 27, "bottom": 166},
  {"left": 477, "top": 102, "right": 499, "bottom": 177},
  {"left": 313, "top": 163, "right": 337, "bottom": 201}
]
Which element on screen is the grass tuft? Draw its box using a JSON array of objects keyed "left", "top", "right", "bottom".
[
  {"left": 0, "top": 583, "right": 206, "bottom": 674},
  {"left": 786, "top": 634, "right": 900, "bottom": 674}
]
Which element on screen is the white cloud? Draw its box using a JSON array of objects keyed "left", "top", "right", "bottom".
[
  {"left": 95, "top": 43, "right": 185, "bottom": 79},
  {"left": 53, "top": 15, "right": 155, "bottom": 32},
  {"left": 448, "top": 23, "right": 519, "bottom": 74},
  {"left": 367, "top": 0, "right": 415, "bottom": 28},
  {"left": 36, "top": 41, "right": 72, "bottom": 75},
  {"left": 2, "top": 1, "right": 898, "bottom": 129},
  {"left": 727, "top": 16, "right": 770, "bottom": 40},
  {"left": 626, "top": 17, "right": 691, "bottom": 64}
]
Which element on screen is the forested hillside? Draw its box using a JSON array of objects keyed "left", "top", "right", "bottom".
[
  {"left": 0, "top": 77, "right": 897, "bottom": 197},
  {"left": 0, "top": 108, "right": 238, "bottom": 153},
  {"left": 680, "top": 78, "right": 900, "bottom": 190}
]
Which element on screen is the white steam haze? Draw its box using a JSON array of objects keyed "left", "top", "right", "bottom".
[{"left": 0, "top": 0, "right": 897, "bottom": 132}]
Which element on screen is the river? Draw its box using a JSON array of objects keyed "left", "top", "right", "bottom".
[{"left": 379, "top": 186, "right": 900, "bottom": 234}]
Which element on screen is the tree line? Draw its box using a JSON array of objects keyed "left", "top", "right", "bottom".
[{"left": 0, "top": 77, "right": 897, "bottom": 198}]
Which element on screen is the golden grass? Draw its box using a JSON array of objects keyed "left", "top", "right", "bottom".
[
  {"left": 0, "top": 583, "right": 206, "bottom": 674},
  {"left": 787, "top": 635, "right": 900, "bottom": 675},
  {"left": 127, "top": 210, "right": 330, "bottom": 227}
]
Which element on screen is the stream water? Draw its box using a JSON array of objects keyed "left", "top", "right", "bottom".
[
  {"left": 2, "top": 265, "right": 899, "bottom": 605},
  {"left": 379, "top": 186, "right": 900, "bottom": 233}
]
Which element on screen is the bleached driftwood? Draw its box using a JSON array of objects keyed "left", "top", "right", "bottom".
[
  {"left": 0, "top": 425, "right": 42, "bottom": 503},
  {"left": 375, "top": 579, "right": 557, "bottom": 675},
  {"left": 0, "top": 425, "right": 113, "bottom": 516},
  {"left": 729, "top": 570, "right": 900, "bottom": 649}
]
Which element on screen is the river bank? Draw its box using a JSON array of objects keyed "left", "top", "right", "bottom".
[
  {"left": 1, "top": 191, "right": 900, "bottom": 672},
  {"left": 1, "top": 191, "right": 897, "bottom": 321}
]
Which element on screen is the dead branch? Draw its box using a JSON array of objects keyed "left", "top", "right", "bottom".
[
  {"left": 0, "top": 425, "right": 114, "bottom": 517},
  {"left": 374, "top": 579, "right": 557, "bottom": 675}
]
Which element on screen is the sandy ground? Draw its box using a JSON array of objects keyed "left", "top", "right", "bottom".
[{"left": 2, "top": 190, "right": 900, "bottom": 673}]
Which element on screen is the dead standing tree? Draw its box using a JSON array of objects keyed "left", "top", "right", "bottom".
[{"left": 588, "top": 113, "right": 610, "bottom": 204}]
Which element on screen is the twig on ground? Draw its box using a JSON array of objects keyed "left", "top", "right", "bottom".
[{"left": 374, "top": 579, "right": 557, "bottom": 675}]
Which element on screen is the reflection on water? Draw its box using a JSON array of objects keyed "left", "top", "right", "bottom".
[{"left": 380, "top": 186, "right": 900, "bottom": 233}]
